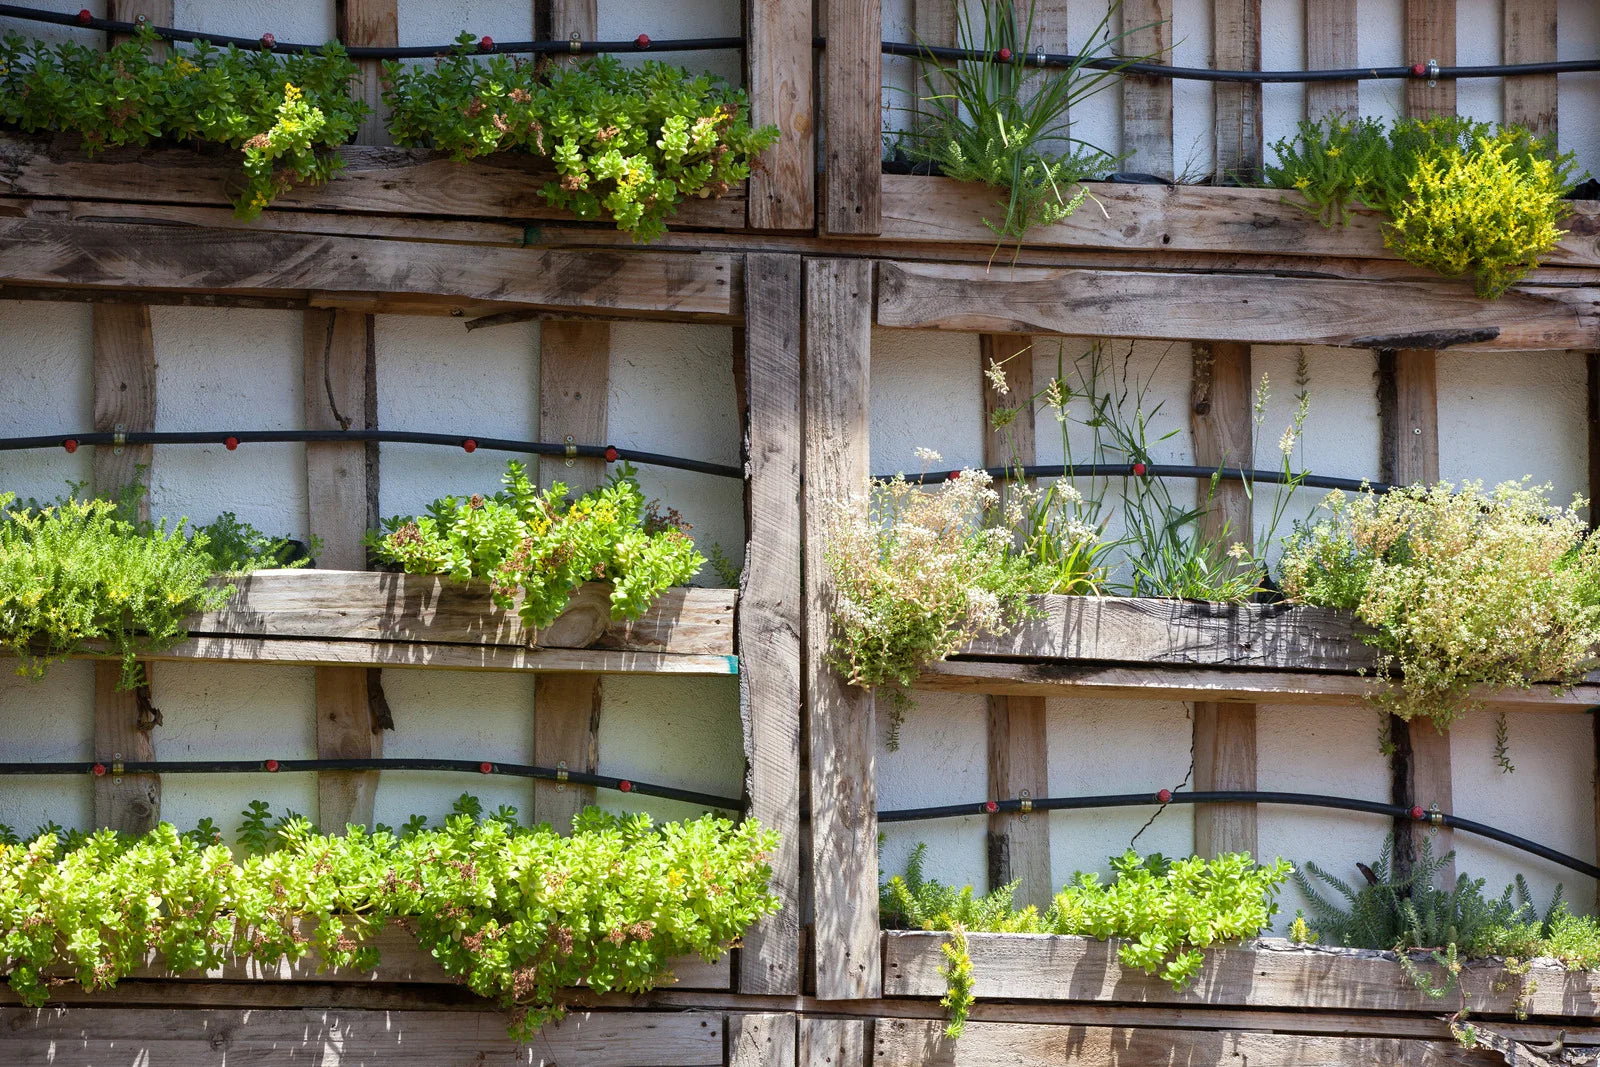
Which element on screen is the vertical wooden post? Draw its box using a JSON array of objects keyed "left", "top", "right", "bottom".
[
  {"left": 1191, "top": 341, "right": 1256, "bottom": 858},
  {"left": 94, "top": 0, "right": 170, "bottom": 837},
  {"left": 823, "top": 0, "right": 881, "bottom": 234},
  {"left": 730, "top": 1013, "right": 799, "bottom": 1067},
  {"left": 804, "top": 258, "right": 878, "bottom": 1000},
  {"left": 737, "top": 254, "right": 805, "bottom": 995},
  {"left": 979, "top": 335, "right": 1052, "bottom": 906},
  {"left": 1503, "top": 0, "right": 1557, "bottom": 141},
  {"left": 336, "top": 0, "right": 398, "bottom": 146},
  {"left": 746, "top": 0, "right": 815, "bottom": 230},
  {"left": 910, "top": 0, "right": 954, "bottom": 134},
  {"left": 1212, "top": 0, "right": 1261, "bottom": 183},
  {"left": 1121, "top": 0, "right": 1173, "bottom": 178},
  {"left": 1306, "top": 1, "right": 1359, "bottom": 122},
  {"left": 800, "top": 1017, "right": 868, "bottom": 1067},
  {"left": 1405, "top": 0, "right": 1456, "bottom": 118}
]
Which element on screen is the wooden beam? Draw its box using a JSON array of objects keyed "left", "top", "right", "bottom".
[
  {"left": 1306, "top": 1, "right": 1359, "bottom": 122},
  {"left": 1120, "top": 0, "right": 1173, "bottom": 178},
  {"left": 1405, "top": 0, "right": 1456, "bottom": 118},
  {"left": 873, "top": 261, "right": 1600, "bottom": 352},
  {"left": 801, "top": 1017, "right": 869, "bottom": 1067},
  {"left": 0, "top": 218, "right": 742, "bottom": 322},
  {"left": 823, "top": 0, "right": 881, "bottom": 234},
  {"left": 746, "top": 0, "right": 814, "bottom": 230},
  {"left": 979, "top": 334, "right": 1051, "bottom": 908},
  {"left": 730, "top": 1012, "right": 799, "bottom": 1067},
  {"left": 1503, "top": 0, "right": 1558, "bottom": 140},
  {"left": 1591, "top": 352, "right": 1600, "bottom": 887},
  {"left": 804, "top": 258, "right": 879, "bottom": 999},
  {"left": 738, "top": 255, "right": 805, "bottom": 995},
  {"left": 1212, "top": 0, "right": 1261, "bottom": 183},
  {"left": 335, "top": 0, "right": 397, "bottom": 146},
  {"left": 911, "top": 0, "right": 955, "bottom": 138},
  {"left": 1192, "top": 703, "right": 1257, "bottom": 857},
  {"left": 108, "top": 0, "right": 170, "bottom": 50}
]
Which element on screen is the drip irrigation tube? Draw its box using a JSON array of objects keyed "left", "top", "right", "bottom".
[
  {"left": 886, "top": 463, "right": 1394, "bottom": 494},
  {"left": 0, "top": 758, "right": 740, "bottom": 811},
  {"left": 0, "top": 430, "right": 740, "bottom": 479},
  {"left": 0, "top": 5, "right": 741, "bottom": 57},
  {"left": 879, "top": 788, "right": 1600, "bottom": 880}
]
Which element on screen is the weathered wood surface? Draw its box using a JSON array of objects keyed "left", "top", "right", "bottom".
[
  {"left": 874, "top": 260, "right": 1600, "bottom": 352},
  {"left": 183, "top": 572, "right": 734, "bottom": 656},
  {"left": 802, "top": 1017, "right": 870, "bottom": 1067},
  {"left": 0, "top": 218, "right": 741, "bottom": 321},
  {"left": 1, "top": 1007, "right": 726, "bottom": 1066},
  {"left": 730, "top": 1011, "right": 798, "bottom": 1067},
  {"left": 0, "top": 134, "right": 744, "bottom": 230},
  {"left": 1503, "top": 0, "right": 1557, "bottom": 140},
  {"left": 1120, "top": 0, "right": 1173, "bottom": 177},
  {"left": 823, "top": 0, "right": 882, "bottom": 234},
  {"left": 873, "top": 1018, "right": 1501, "bottom": 1066},
  {"left": 746, "top": 0, "right": 814, "bottom": 230},
  {"left": 1212, "top": 0, "right": 1261, "bottom": 183},
  {"left": 1406, "top": 0, "right": 1455, "bottom": 118},
  {"left": 1306, "top": 0, "right": 1359, "bottom": 121},
  {"left": 873, "top": 177, "right": 1600, "bottom": 267},
  {"left": 738, "top": 254, "right": 805, "bottom": 995},
  {"left": 1193, "top": 702, "right": 1257, "bottom": 857},
  {"left": 882, "top": 932, "right": 1600, "bottom": 1017},
  {"left": 337, "top": 0, "right": 397, "bottom": 146}
]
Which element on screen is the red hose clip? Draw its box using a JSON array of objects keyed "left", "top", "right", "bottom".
[
  {"left": 617, "top": 779, "right": 633, "bottom": 793},
  {"left": 260, "top": 33, "right": 276, "bottom": 50},
  {"left": 478, "top": 35, "right": 494, "bottom": 52},
  {"left": 479, "top": 761, "right": 494, "bottom": 774},
  {"left": 91, "top": 762, "right": 107, "bottom": 777},
  {"left": 78, "top": 9, "right": 93, "bottom": 25},
  {"left": 635, "top": 33, "right": 651, "bottom": 49},
  {"left": 462, "top": 438, "right": 477, "bottom": 453},
  {"left": 224, "top": 436, "right": 239, "bottom": 451},
  {"left": 265, "top": 759, "right": 280, "bottom": 772},
  {"left": 1410, "top": 805, "right": 1425, "bottom": 820},
  {"left": 997, "top": 47, "right": 1012, "bottom": 62},
  {"left": 983, "top": 800, "right": 999, "bottom": 814},
  {"left": 63, "top": 439, "right": 79, "bottom": 453},
  {"left": 604, "top": 446, "right": 619, "bottom": 462},
  {"left": 1157, "top": 788, "right": 1172, "bottom": 803}
]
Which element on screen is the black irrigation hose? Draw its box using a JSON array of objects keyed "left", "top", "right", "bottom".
[
  {"left": 0, "top": 5, "right": 741, "bottom": 57},
  {"left": 0, "top": 430, "right": 740, "bottom": 480},
  {"left": 882, "top": 40, "right": 1600, "bottom": 82},
  {"left": 879, "top": 788, "right": 1600, "bottom": 880},
  {"left": 0, "top": 758, "right": 741, "bottom": 811},
  {"left": 887, "top": 463, "right": 1394, "bottom": 495}
]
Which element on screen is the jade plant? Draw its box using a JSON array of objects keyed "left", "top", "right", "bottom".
[
  {"left": 0, "top": 797, "right": 779, "bottom": 1038},
  {"left": 0, "top": 26, "right": 364, "bottom": 218},
  {"left": 383, "top": 37, "right": 778, "bottom": 241},
  {"left": 1266, "top": 116, "right": 1581, "bottom": 298},
  {"left": 367, "top": 460, "right": 705, "bottom": 629}
]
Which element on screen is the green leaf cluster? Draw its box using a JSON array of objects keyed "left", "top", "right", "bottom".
[
  {"left": 1265, "top": 116, "right": 1580, "bottom": 298},
  {"left": 367, "top": 460, "right": 704, "bottom": 629},
  {"left": 0, "top": 801, "right": 779, "bottom": 1039},
  {"left": 383, "top": 38, "right": 777, "bottom": 241},
  {"left": 0, "top": 26, "right": 364, "bottom": 218}
]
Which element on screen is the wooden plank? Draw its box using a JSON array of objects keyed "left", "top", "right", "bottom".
[
  {"left": 0, "top": 218, "right": 741, "bottom": 321},
  {"left": 911, "top": 0, "right": 956, "bottom": 139},
  {"left": 823, "top": 0, "right": 882, "bottom": 234},
  {"left": 90, "top": 667, "right": 158, "bottom": 835},
  {"left": 746, "top": 0, "right": 815, "bottom": 229},
  {"left": 873, "top": 260, "right": 1600, "bottom": 352},
  {"left": 1192, "top": 703, "right": 1257, "bottom": 857},
  {"left": 336, "top": 0, "right": 397, "bottom": 146},
  {"left": 1503, "top": 0, "right": 1558, "bottom": 140},
  {"left": 738, "top": 255, "right": 805, "bottom": 995},
  {"left": 0, "top": 1008, "right": 725, "bottom": 1066},
  {"left": 881, "top": 931, "right": 1600, "bottom": 1017},
  {"left": 1305, "top": 1, "right": 1359, "bottom": 122},
  {"left": 1120, "top": 0, "right": 1173, "bottom": 177},
  {"left": 1213, "top": 0, "right": 1261, "bottom": 183},
  {"left": 534, "top": 318, "right": 610, "bottom": 832},
  {"left": 804, "top": 258, "right": 879, "bottom": 999},
  {"left": 872, "top": 1018, "right": 1499, "bottom": 1066},
  {"left": 802, "top": 1017, "right": 870, "bottom": 1067},
  {"left": 1406, "top": 0, "right": 1456, "bottom": 118},
  {"left": 730, "top": 1012, "right": 799, "bottom": 1067},
  {"left": 108, "top": 1, "right": 170, "bottom": 50}
]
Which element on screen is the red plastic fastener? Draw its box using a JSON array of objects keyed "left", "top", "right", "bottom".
[
  {"left": 265, "top": 759, "right": 280, "bottom": 772},
  {"left": 983, "top": 800, "right": 999, "bottom": 814},
  {"left": 478, "top": 35, "right": 494, "bottom": 51},
  {"left": 604, "top": 446, "right": 619, "bottom": 462},
  {"left": 78, "top": 9, "right": 93, "bottom": 25},
  {"left": 1410, "top": 63, "right": 1426, "bottom": 76},
  {"left": 635, "top": 33, "right": 651, "bottom": 48},
  {"left": 479, "top": 761, "right": 494, "bottom": 774},
  {"left": 1157, "top": 788, "right": 1172, "bottom": 803},
  {"left": 997, "top": 47, "right": 1012, "bottom": 61},
  {"left": 1410, "top": 805, "right": 1425, "bottom": 820},
  {"left": 618, "top": 779, "right": 633, "bottom": 793},
  {"left": 948, "top": 470, "right": 960, "bottom": 480},
  {"left": 91, "top": 762, "right": 107, "bottom": 777},
  {"left": 1132, "top": 462, "right": 1147, "bottom": 476},
  {"left": 63, "top": 438, "right": 79, "bottom": 453},
  {"left": 462, "top": 438, "right": 477, "bottom": 453},
  {"left": 224, "top": 436, "right": 239, "bottom": 451},
  {"left": 260, "top": 33, "right": 276, "bottom": 49}
]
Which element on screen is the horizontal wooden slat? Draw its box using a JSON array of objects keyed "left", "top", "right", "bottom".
[
  {"left": 875, "top": 261, "right": 1600, "bottom": 351},
  {"left": 872, "top": 1018, "right": 1498, "bottom": 1066},
  {"left": 0, "top": 218, "right": 741, "bottom": 322},
  {"left": 0, "top": 133, "right": 745, "bottom": 231},
  {"left": 883, "top": 932, "right": 1600, "bottom": 1017},
  {"left": 1, "top": 1007, "right": 725, "bottom": 1066},
  {"left": 875, "top": 175, "right": 1600, "bottom": 267}
]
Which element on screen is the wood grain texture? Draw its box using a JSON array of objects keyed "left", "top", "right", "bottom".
[
  {"left": 1, "top": 1008, "right": 725, "bottom": 1066},
  {"left": 1406, "top": 0, "right": 1456, "bottom": 118},
  {"left": 1213, "top": 0, "right": 1261, "bottom": 183},
  {"left": 738, "top": 254, "right": 804, "bottom": 995},
  {"left": 1503, "top": 0, "right": 1557, "bottom": 139},
  {"left": 911, "top": 0, "right": 956, "bottom": 138},
  {"left": 1120, "top": 0, "right": 1172, "bottom": 177},
  {"left": 91, "top": 303, "right": 155, "bottom": 519},
  {"left": 873, "top": 260, "right": 1600, "bottom": 352},
  {"left": 730, "top": 1012, "right": 799, "bottom": 1067},
  {"left": 0, "top": 218, "right": 741, "bottom": 321},
  {"left": 1192, "top": 702, "right": 1257, "bottom": 858},
  {"left": 882, "top": 931, "right": 1600, "bottom": 1016},
  {"left": 91, "top": 664, "right": 158, "bottom": 835},
  {"left": 824, "top": 0, "right": 882, "bottom": 234},
  {"left": 108, "top": 1, "right": 171, "bottom": 51},
  {"left": 335, "top": 0, "right": 397, "bottom": 145},
  {"left": 1305, "top": 0, "right": 1359, "bottom": 121},
  {"left": 746, "top": 0, "right": 815, "bottom": 229},
  {"left": 804, "top": 259, "right": 879, "bottom": 999},
  {"left": 872, "top": 1018, "right": 1500, "bottom": 1066},
  {"left": 803, "top": 1017, "right": 870, "bottom": 1067}
]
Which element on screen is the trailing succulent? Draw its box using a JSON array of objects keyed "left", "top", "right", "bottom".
[
  {"left": 0, "top": 798, "right": 779, "bottom": 1038},
  {"left": 384, "top": 37, "right": 778, "bottom": 241},
  {"left": 0, "top": 26, "right": 364, "bottom": 218},
  {"left": 1266, "top": 116, "right": 1581, "bottom": 298}
]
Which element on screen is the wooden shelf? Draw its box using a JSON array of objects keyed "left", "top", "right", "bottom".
[
  {"left": 74, "top": 570, "right": 738, "bottom": 676},
  {"left": 914, "top": 594, "right": 1600, "bottom": 710}
]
